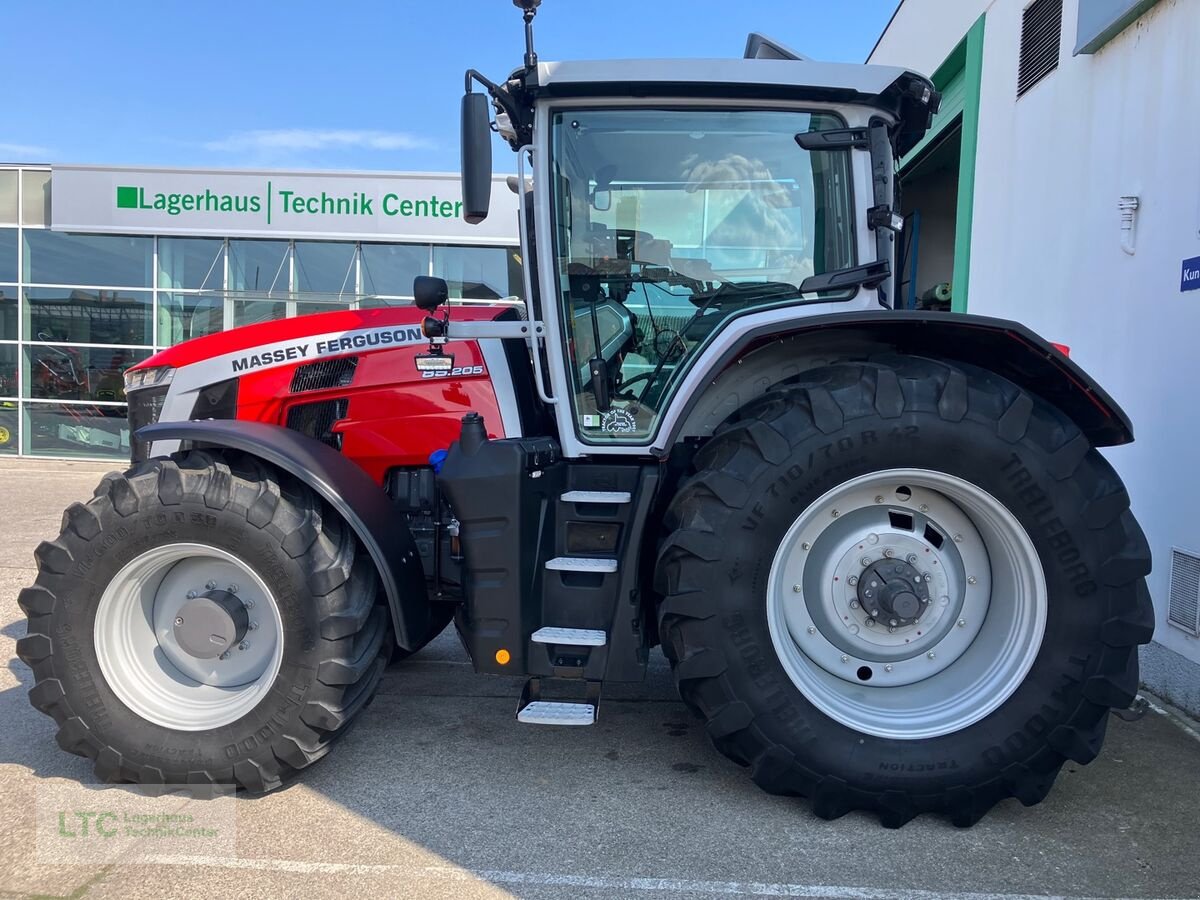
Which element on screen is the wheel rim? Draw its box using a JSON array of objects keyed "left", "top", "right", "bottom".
[
  {"left": 766, "top": 468, "right": 1047, "bottom": 740},
  {"left": 94, "top": 543, "right": 285, "bottom": 731}
]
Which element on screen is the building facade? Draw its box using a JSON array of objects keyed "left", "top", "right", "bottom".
[
  {"left": 0, "top": 164, "right": 519, "bottom": 462},
  {"left": 870, "top": 0, "right": 1200, "bottom": 712}
]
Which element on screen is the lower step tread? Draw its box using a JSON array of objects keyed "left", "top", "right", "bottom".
[
  {"left": 545, "top": 557, "right": 618, "bottom": 573},
  {"left": 531, "top": 627, "right": 606, "bottom": 646},
  {"left": 517, "top": 701, "right": 596, "bottom": 726}
]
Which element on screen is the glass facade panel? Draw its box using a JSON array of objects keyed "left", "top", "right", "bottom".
[
  {"left": 158, "top": 238, "right": 225, "bottom": 290},
  {"left": 21, "top": 170, "right": 51, "bottom": 226},
  {"left": 0, "top": 343, "right": 16, "bottom": 395},
  {"left": 0, "top": 402, "right": 16, "bottom": 454},
  {"left": 361, "top": 242, "right": 427, "bottom": 296},
  {"left": 26, "top": 345, "right": 149, "bottom": 402},
  {"left": 24, "top": 230, "right": 153, "bottom": 287},
  {"left": 232, "top": 298, "right": 286, "bottom": 328},
  {"left": 25, "top": 401, "right": 130, "bottom": 460},
  {"left": 25, "top": 288, "right": 153, "bottom": 345},
  {"left": 433, "top": 245, "right": 521, "bottom": 300},
  {"left": 0, "top": 229, "right": 15, "bottom": 282},
  {"left": 0, "top": 285, "right": 16, "bottom": 340},
  {"left": 229, "top": 240, "right": 290, "bottom": 294},
  {"left": 295, "top": 241, "right": 356, "bottom": 294},
  {"left": 0, "top": 171, "right": 17, "bottom": 224},
  {"left": 159, "top": 292, "right": 225, "bottom": 344}
]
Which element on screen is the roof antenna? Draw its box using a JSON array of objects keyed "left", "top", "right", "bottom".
[{"left": 513, "top": 0, "right": 542, "bottom": 69}]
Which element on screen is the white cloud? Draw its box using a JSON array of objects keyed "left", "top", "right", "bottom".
[
  {"left": 204, "top": 129, "right": 433, "bottom": 154},
  {"left": 0, "top": 141, "right": 52, "bottom": 159}
]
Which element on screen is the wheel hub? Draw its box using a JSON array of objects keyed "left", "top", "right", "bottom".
[
  {"left": 172, "top": 589, "right": 250, "bottom": 659},
  {"left": 858, "top": 559, "right": 929, "bottom": 626}
]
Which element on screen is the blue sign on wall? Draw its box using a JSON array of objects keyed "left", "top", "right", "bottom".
[{"left": 1183, "top": 256, "right": 1200, "bottom": 293}]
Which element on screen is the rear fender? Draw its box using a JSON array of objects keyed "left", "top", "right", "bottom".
[
  {"left": 671, "top": 311, "right": 1133, "bottom": 448},
  {"left": 138, "top": 420, "right": 431, "bottom": 650}
]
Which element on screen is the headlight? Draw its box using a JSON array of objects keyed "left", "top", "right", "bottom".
[{"left": 124, "top": 366, "right": 175, "bottom": 393}]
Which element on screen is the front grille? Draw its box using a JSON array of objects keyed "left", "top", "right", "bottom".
[
  {"left": 285, "top": 398, "right": 348, "bottom": 450},
  {"left": 127, "top": 386, "right": 168, "bottom": 462},
  {"left": 290, "top": 356, "right": 358, "bottom": 393}
]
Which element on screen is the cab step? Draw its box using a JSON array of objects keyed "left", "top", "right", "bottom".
[
  {"left": 517, "top": 701, "right": 595, "bottom": 726},
  {"left": 531, "top": 627, "right": 606, "bottom": 646},
  {"left": 516, "top": 677, "right": 600, "bottom": 726},
  {"left": 561, "top": 490, "right": 632, "bottom": 504},
  {"left": 545, "top": 557, "right": 618, "bottom": 573}
]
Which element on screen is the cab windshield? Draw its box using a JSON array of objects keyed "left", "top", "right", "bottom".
[{"left": 549, "top": 107, "right": 856, "bottom": 442}]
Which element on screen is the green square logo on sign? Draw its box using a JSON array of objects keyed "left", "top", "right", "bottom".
[{"left": 116, "top": 186, "right": 140, "bottom": 209}]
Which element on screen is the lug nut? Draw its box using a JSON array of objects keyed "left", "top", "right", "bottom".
[
  {"left": 924, "top": 574, "right": 932, "bottom": 582},
  {"left": 206, "top": 581, "right": 217, "bottom": 591},
  {"left": 870, "top": 609, "right": 879, "bottom": 617},
  {"left": 861, "top": 556, "right": 872, "bottom": 567},
  {"left": 850, "top": 600, "right": 860, "bottom": 610},
  {"left": 238, "top": 641, "right": 250, "bottom": 651},
  {"left": 889, "top": 626, "right": 897, "bottom": 633},
  {"left": 807, "top": 626, "right": 816, "bottom": 634},
  {"left": 219, "top": 651, "right": 230, "bottom": 661},
  {"left": 907, "top": 554, "right": 918, "bottom": 565},
  {"left": 927, "top": 651, "right": 936, "bottom": 659},
  {"left": 866, "top": 618, "right": 876, "bottom": 628},
  {"left": 186, "top": 590, "right": 197, "bottom": 599},
  {"left": 174, "top": 616, "right": 184, "bottom": 626},
  {"left": 243, "top": 598, "right": 255, "bottom": 609},
  {"left": 889, "top": 619, "right": 898, "bottom": 627},
  {"left": 831, "top": 509, "right": 840, "bottom": 518},
  {"left": 228, "top": 584, "right": 239, "bottom": 594},
  {"left": 840, "top": 655, "right": 849, "bottom": 663},
  {"left": 801, "top": 542, "right": 811, "bottom": 551},
  {"left": 848, "top": 576, "right": 859, "bottom": 587},
  {"left": 885, "top": 664, "right": 894, "bottom": 672},
  {"left": 967, "top": 575, "right": 978, "bottom": 585},
  {"left": 248, "top": 621, "right": 258, "bottom": 631},
  {"left": 953, "top": 534, "right": 963, "bottom": 543},
  {"left": 957, "top": 618, "right": 966, "bottom": 627},
  {"left": 793, "top": 584, "right": 802, "bottom": 593},
  {"left": 919, "top": 504, "right": 929, "bottom": 512},
  {"left": 883, "top": 548, "right": 895, "bottom": 558},
  {"left": 874, "top": 495, "right": 884, "bottom": 504}
]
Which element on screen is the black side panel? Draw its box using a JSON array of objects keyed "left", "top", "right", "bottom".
[
  {"left": 137, "top": 420, "right": 431, "bottom": 650},
  {"left": 670, "top": 310, "right": 1134, "bottom": 449},
  {"left": 436, "top": 433, "right": 562, "bottom": 674}
]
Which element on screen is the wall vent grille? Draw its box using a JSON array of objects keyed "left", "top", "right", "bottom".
[
  {"left": 1168, "top": 548, "right": 1200, "bottom": 635},
  {"left": 1018, "top": 0, "right": 1063, "bottom": 98}
]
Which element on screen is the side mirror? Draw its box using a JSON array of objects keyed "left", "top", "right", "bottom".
[
  {"left": 461, "top": 92, "right": 493, "bottom": 224},
  {"left": 591, "top": 189, "right": 611, "bottom": 212},
  {"left": 413, "top": 275, "right": 449, "bottom": 311}
]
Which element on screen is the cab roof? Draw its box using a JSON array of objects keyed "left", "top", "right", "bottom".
[{"left": 530, "top": 57, "right": 939, "bottom": 156}]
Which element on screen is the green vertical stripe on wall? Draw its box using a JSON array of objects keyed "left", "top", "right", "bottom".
[{"left": 951, "top": 14, "right": 986, "bottom": 313}]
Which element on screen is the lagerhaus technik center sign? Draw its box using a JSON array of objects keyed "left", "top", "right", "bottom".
[{"left": 49, "top": 165, "right": 517, "bottom": 244}]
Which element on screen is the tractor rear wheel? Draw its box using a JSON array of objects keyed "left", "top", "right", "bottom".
[
  {"left": 17, "top": 450, "right": 390, "bottom": 793},
  {"left": 655, "top": 357, "right": 1152, "bottom": 826}
]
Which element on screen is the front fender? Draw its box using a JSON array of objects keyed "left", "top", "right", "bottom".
[{"left": 137, "top": 420, "right": 431, "bottom": 650}]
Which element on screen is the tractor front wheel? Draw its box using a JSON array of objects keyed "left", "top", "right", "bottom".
[
  {"left": 17, "top": 450, "right": 390, "bottom": 792},
  {"left": 656, "top": 357, "right": 1152, "bottom": 826}
]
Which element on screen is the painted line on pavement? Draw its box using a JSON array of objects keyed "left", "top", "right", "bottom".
[{"left": 141, "top": 856, "right": 1171, "bottom": 900}]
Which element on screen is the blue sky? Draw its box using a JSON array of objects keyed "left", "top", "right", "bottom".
[{"left": 1, "top": 0, "right": 898, "bottom": 172}]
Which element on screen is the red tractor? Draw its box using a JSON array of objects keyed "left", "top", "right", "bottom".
[{"left": 18, "top": 3, "right": 1151, "bottom": 826}]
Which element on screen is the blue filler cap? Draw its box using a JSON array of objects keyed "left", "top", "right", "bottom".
[{"left": 429, "top": 448, "right": 449, "bottom": 474}]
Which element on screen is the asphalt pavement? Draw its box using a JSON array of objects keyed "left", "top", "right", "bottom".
[{"left": 1, "top": 456, "right": 1198, "bottom": 900}]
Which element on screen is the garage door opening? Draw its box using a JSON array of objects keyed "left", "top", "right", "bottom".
[{"left": 897, "top": 124, "right": 962, "bottom": 311}]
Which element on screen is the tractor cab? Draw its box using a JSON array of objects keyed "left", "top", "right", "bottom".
[{"left": 435, "top": 2, "right": 939, "bottom": 458}]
